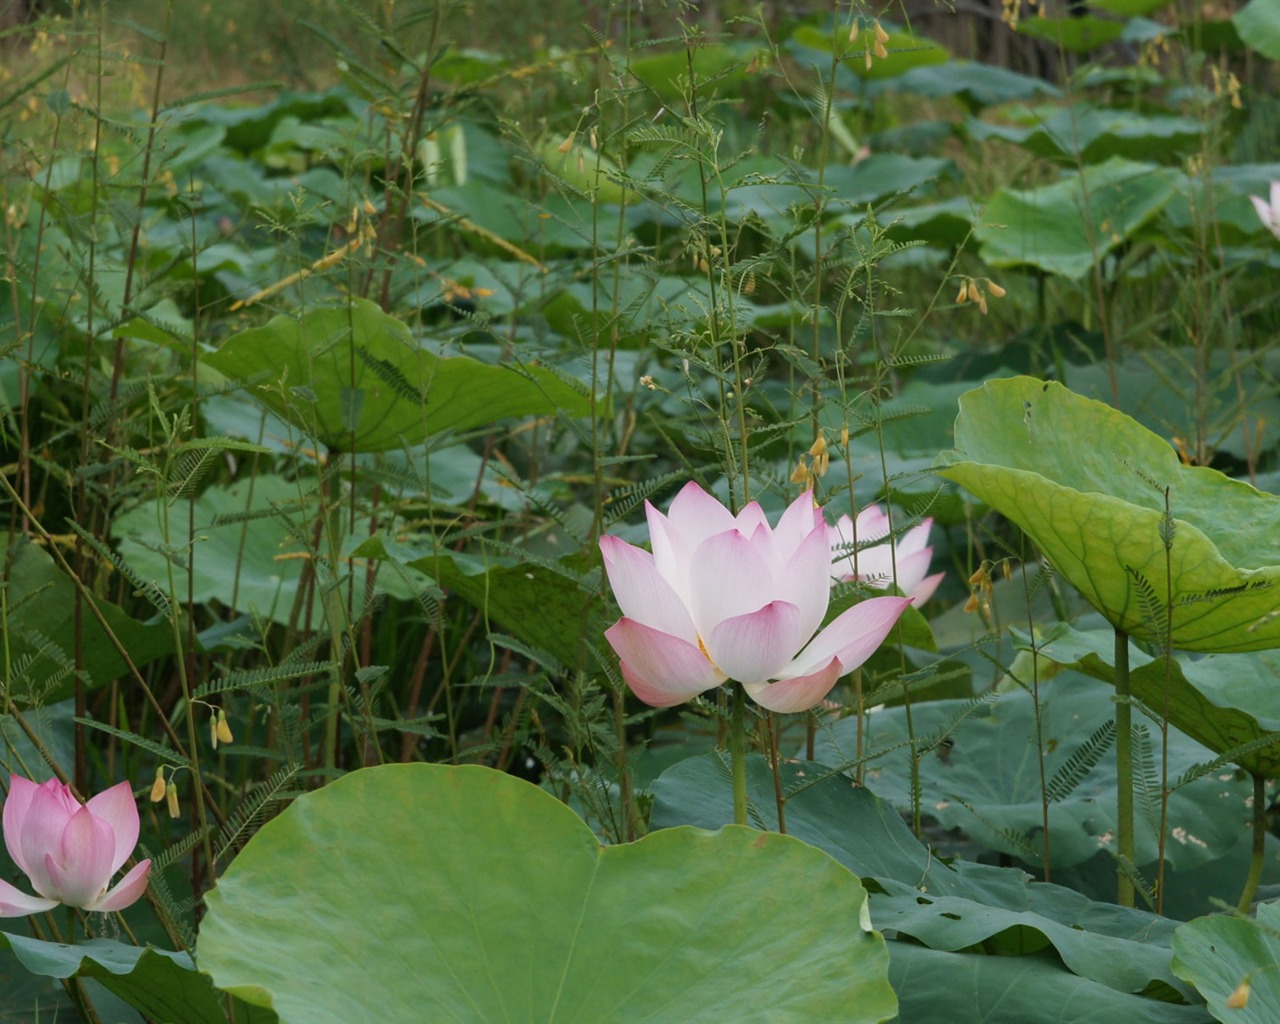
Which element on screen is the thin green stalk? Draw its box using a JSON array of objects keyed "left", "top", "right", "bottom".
[
  {"left": 1115, "top": 627, "right": 1135, "bottom": 908},
  {"left": 731, "top": 682, "right": 747, "bottom": 827},
  {"left": 1237, "top": 773, "right": 1267, "bottom": 914},
  {"left": 770, "top": 712, "right": 787, "bottom": 834}
]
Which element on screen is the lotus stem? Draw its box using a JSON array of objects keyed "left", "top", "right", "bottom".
[
  {"left": 1237, "top": 772, "right": 1267, "bottom": 915},
  {"left": 1115, "top": 627, "right": 1135, "bottom": 908},
  {"left": 731, "top": 682, "right": 747, "bottom": 827}
]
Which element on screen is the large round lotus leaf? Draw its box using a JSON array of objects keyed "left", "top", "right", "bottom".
[
  {"left": 936, "top": 377, "right": 1280, "bottom": 652},
  {"left": 1171, "top": 901, "right": 1280, "bottom": 1023},
  {"left": 198, "top": 764, "right": 895, "bottom": 1024},
  {"left": 201, "top": 298, "right": 590, "bottom": 452}
]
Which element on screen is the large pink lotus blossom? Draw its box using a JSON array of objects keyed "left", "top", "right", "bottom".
[
  {"left": 599, "top": 482, "right": 910, "bottom": 713},
  {"left": 828, "top": 506, "right": 944, "bottom": 606},
  {"left": 0, "top": 776, "right": 151, "bottom": 916},
  {"left": 1251, "top": 182, "right": 1280, "bottom": 241}
]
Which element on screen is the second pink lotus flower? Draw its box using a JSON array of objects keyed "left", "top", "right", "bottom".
[
  {"left": 600, "top": 482, "right": 910, "bottom": 713},
  {"left": 828, "top": 505, "right": 944, "bottom": 606}
]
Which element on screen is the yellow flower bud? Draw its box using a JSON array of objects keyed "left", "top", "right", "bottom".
[
  {"left": 216, "top": 709, "right": 234, "bottom": 746},
  {"left": 557, "top": 132, "right": 575, "bottom": 154},
  {"left": 1227, "top": 981, "right": 1250, "bottom": 1009},
  {"left": 809, "top": 435, "right": 828, "bottom": 459},
  {"left": 166, "top": 781, "right": 180, "bottom": 819},
  {"left": 149, "top": 766, "right": 166, "bottom": 803},
  {"left": 987, "top": 280, "right": 1007, "bottom": 298},
  {"left": 874, "top": 20, "right": 890, "bottom": 45},
  {"left": 848, "top": 20, "right": 859, "bottom": 44},
  {"left": 956, "top": 282, "right": 969, "bottom": 304}
]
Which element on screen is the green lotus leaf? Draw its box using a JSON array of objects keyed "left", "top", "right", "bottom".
[
  {"left": 112, "top": 475, "right": 368, "bottom": 629},
  {"left": 198, "top": 763, "right": 895, "bottom": 1023},
  {"left": 892, "top": 945, "right": 1209, "bottom": 1024},
  {"left": 202, "top": 298, "right": 590, "bottom": 452},
  {"left": 1234, "top": 0, "right": 1280, "bottom": 61},
  {"left": 3, "top": 536, "right": 173, "bottom": 704},
  {"left": 1171, "top": 901, "right": 1280, "bottom": 1024},
  {"left": 936, "top": 377, "right": 1280, "bottom": 652},
  {"left": 1029, "top": 626, "right": 1280, "bottom": 776},
  {"left": 0, "top": 933, "right": 272, "bottom": 1024},
  {"left": 354, "top": 533, "right": 596, "bottom": 669},
  {"left": 968, "top": 106, "right": 1201, "bottom": 164},
  {"left": 974, "top": 159, "right": 1179, "bottom": 278},
  {"left": 812, "top": 673, "right": 1252, "bottom": 869},
  {"left": 650, "top": 753, "right": 1194, "bottom": 1004},
  {"left": 1015, "top": 13, "right": 1125, "bottom": 53}
]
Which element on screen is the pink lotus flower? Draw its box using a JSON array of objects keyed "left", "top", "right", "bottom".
[
  {"left": 599, "top": 482, "right": 910, "bottom": 713},
  {"left": 1251, "top": 181, "right": 1280, "bottom": 241},
  {"left": 829, "top": 506, "right": 944, "bottom": 606},
  {"left": 0, "top": 776, "right": 151, "bottom": 916}
]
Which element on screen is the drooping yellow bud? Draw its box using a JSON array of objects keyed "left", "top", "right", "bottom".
[
  {"left": 166, "top": 781, "right": 180, "bottom": 819},
  {"left": 210, "top": 713, "right": 219, "bottom": 750},
  {"left": 968, "top": 565, "right": 988, "bottom": 586},
  {"left": 963, "top": 592, "right": 981, "bottom": 614},
  {"left": 840, "top": 425, "right": 849, "bottom": 447},
  {"left": 1226, "top": 981, "right": 1250, "bottom": 1009},
  {"left": 848, "top": 19, "right": 859, "bottom": 44},
  {"left": 956, "top": 282, "right": 969, "bottom": 304},
  {"left": 874, "top": 20, "right": 890, "bottom": 44},
  {"left": 216, "top": 709, "right": 234, "bottom": 746},
  {"left": 149, "top": 766, "right": 166, "bottom": 803},
  {"left": 987, "top": 279, "right": 1007, "bottom": 298},
  {"left": 813, "top": 452, "right": 830, "bottom": 477},
  {"left": 809, "top": 435, "right": 828, "bottom": 459},
  {"left": 557, "top": 132, "right": 575, "bottom": 154},
  {"left": 1002, "top": 559, "right": 1013, "bottom": 581},
  {"left": 789, "top": 458, "right": 810, "bottom": 485}
]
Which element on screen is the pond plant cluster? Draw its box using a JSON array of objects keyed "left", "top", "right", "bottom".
[{"left": 5, "top": 0, "right": 1280, "bottom": 1019}]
